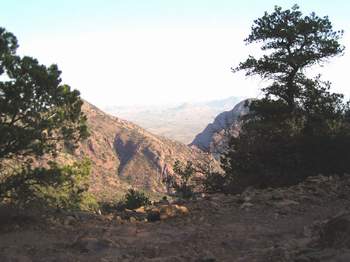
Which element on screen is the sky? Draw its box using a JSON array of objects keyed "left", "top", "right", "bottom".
[{"left": 1, "top": 0, "right": 349, "bottom": 108}]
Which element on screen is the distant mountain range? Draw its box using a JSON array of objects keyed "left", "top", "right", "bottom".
[{"left": 104, "top": 96, "right": 245, "bottom": 144}]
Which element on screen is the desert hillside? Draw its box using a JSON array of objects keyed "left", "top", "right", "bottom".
[
  {"left": 1, "top": 3, "right": 349, "bottom": 262},
  {"left": 70, "top": 101, "right": 216, "bottom": 199}
]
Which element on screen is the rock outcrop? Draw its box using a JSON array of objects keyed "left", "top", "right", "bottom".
[{"left": 190, "top": 99, "right": 251, "bottom": 158}]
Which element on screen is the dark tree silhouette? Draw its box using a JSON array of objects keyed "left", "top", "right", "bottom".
[{"left": 222, "top": 5, "right": 350, "bottom": 192}]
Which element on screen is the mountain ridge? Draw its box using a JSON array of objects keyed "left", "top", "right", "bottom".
[
  {"left": 190, "top": 99, "right": 251, "bottom": 158},
  {"left": 104, "top": 96, "right": 245, "bottom": 143}
]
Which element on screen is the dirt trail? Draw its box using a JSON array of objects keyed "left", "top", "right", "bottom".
[{"left": 1, "top": 175, "right": 350, "bottom": 261}]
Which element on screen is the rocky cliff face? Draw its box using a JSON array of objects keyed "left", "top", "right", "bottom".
[
  {"left": 190, "top": 99, "right": 251, "bottom": 158},
  {"left": 72, "top": 101, "right": 215, "bottom": 199}
]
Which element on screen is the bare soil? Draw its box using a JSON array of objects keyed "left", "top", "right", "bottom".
[{"left": 1, "top": 175, "right": 350, "bottom": 262}]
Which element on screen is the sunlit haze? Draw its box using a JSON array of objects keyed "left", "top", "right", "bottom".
[{"left": 1, "top": 0, "right": 349, "bottom": 108}]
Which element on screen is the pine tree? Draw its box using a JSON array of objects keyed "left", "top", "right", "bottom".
[
  {"left": 222, "top": 5, "right": 350, "bottom": 192},
  {"left": 0, "top": 27, "right": 91, "bottom": 206}
]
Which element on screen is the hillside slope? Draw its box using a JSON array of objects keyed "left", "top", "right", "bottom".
[{"left": 72, "top": 101, "right": 215, "bottom": 198}]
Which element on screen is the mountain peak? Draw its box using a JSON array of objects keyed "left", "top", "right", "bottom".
[{"left": 190, "top": 99, "right": 251, "bottom": 157}]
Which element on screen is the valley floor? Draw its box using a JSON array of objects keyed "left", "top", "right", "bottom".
[{"left": 1, "top": 175, "right": 350, "bottom": 262}]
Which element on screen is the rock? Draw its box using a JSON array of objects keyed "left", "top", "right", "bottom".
[
  {"left": 104, "top": 213, "right": 114, "bottom": 221},
  {"left": 72, "top": 236, "right": 115, "bottom": 253},
  {"left": 271, "top": 194, "right": 284, "bottom": 201},
  {"left": 159, "top": 204, "right": 189, "bottom": 220},
  {"left": 158, "top": 198, "right": 170, "bottom": 205},
  {"left": 317, "top": 212, "right": 350, "bottom": 249},
  {"left": 146, "top": 204, "right": 189, "bottom": 222},
  {"left": 175, "top": 205, "right": 190, "bottom": 215},
  {"left": 240, "top": 202, "right": 253, "bottom": 210},
  {"left": 147, "top": 210, "right": 161, "bottom": 222},
  {"left": 159, "top": 206, "right": 174, "bottom": 220},
  {"left": 273, "top": 199, "right": 299, "bottom": 208},
  {"left": 129, "top": 217, "right": 137, "bottom": 223},
  {"left": 63, "top": 216, "right": 76, "bottom": 226},
  {"left": 244, "top": 196, "right": 252, "bottom": 202},
  {"left": 121, "top": 209, "right": 147, "bottom": 221},
  {"left": 115, "top": 215, "right": 123, "bottom": 223},
  {"left": 134, "top": 206, "right": 146, "bottom": 213}
]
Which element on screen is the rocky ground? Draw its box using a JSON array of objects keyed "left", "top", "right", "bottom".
[{"left": 1, "top": 175, "right": 350, "bottom": 262}]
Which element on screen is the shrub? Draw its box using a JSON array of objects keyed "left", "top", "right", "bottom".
[
  {"left": 117, "top": 189, "right": 151, "bottom": 210},
  {"left": 1, "top": 159, "right": 98, "bottom": 211},
  {"left": 165, "top": 160, "right": 196, "bottom": 199},
  {"left": 202, "top": 172, "right": 226, "bottom": 193}
]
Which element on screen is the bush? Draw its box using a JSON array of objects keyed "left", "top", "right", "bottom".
[
  {"left": 164, "top": 160, "right": 196, "bottom": 199},
  {"left": 117, "top": 189, "right": 151, "bottom": 210},
  {"left": 1, "top": 159, "right": 98, "bottom": 211},
  {"left": 202, "top": 172, "right": 226, "bottom": 193}
]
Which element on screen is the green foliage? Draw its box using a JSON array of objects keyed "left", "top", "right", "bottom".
[
  {"left": 223, "top": 5, "right": 350, "bottom": 192},
  {"left": 234, "top": 5, "right": 344, "bottom": 110},
  {"left": 166, "top": 160, "right": 196, "bottom": 199},
  {"left": 195, "top": 156, "right": 226, "bottom": 193},
  {"left": 0, "top": 27, "right": 92, "bottom": 209},
  {"left": 36, "top": 159, "right": 98, "bottom": 211},
  {"left": 117, "top": 189, "right": 151, "bottom": 210},
  {"left": 0, "top": 27, "right": 88, "bottom": 161},
  {"left": 1, "top": 159, "right": 98, "bottom": 211},
  {"left": 202, "top": 172, "right": 226, "bottom": 193}
]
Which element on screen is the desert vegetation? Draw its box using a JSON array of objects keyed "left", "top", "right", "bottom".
[
  {"left": 0, "top": 27, "right": 96, "bottom": 210},
  {"left": 1, "top": 4, "right": 350, "bottom": 262}
]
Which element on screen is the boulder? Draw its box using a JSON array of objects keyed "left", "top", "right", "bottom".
[
  {"left": 63, "top": 216, "right": 76, "bottom": 226},
  {"left": 159, "top": 204, "right": 189, "bottom": 220},
  {"left": 240, "top": 202, "right": 254, "bottom": 210},
  {"left": 134, "top": 206, "right": 146, "bottom": 213},
  {"left": 273, "top": 200, "right": 299, "bottom": 208},
  {"left": 147, "top": 210, "right": 161, "bottom": 222},
  {"left": 318, "top": 212, "right": 350, "bottom": 249},
  {"left": 72, "top": 236, "right": 116, "bottom": 253},
  {"left": 146, "top": 204, "right": 189, "bottom": 222}
]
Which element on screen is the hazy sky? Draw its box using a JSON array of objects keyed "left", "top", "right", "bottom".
[{"left": 1, "top": 0, "right": 349, "bottom": 107}]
